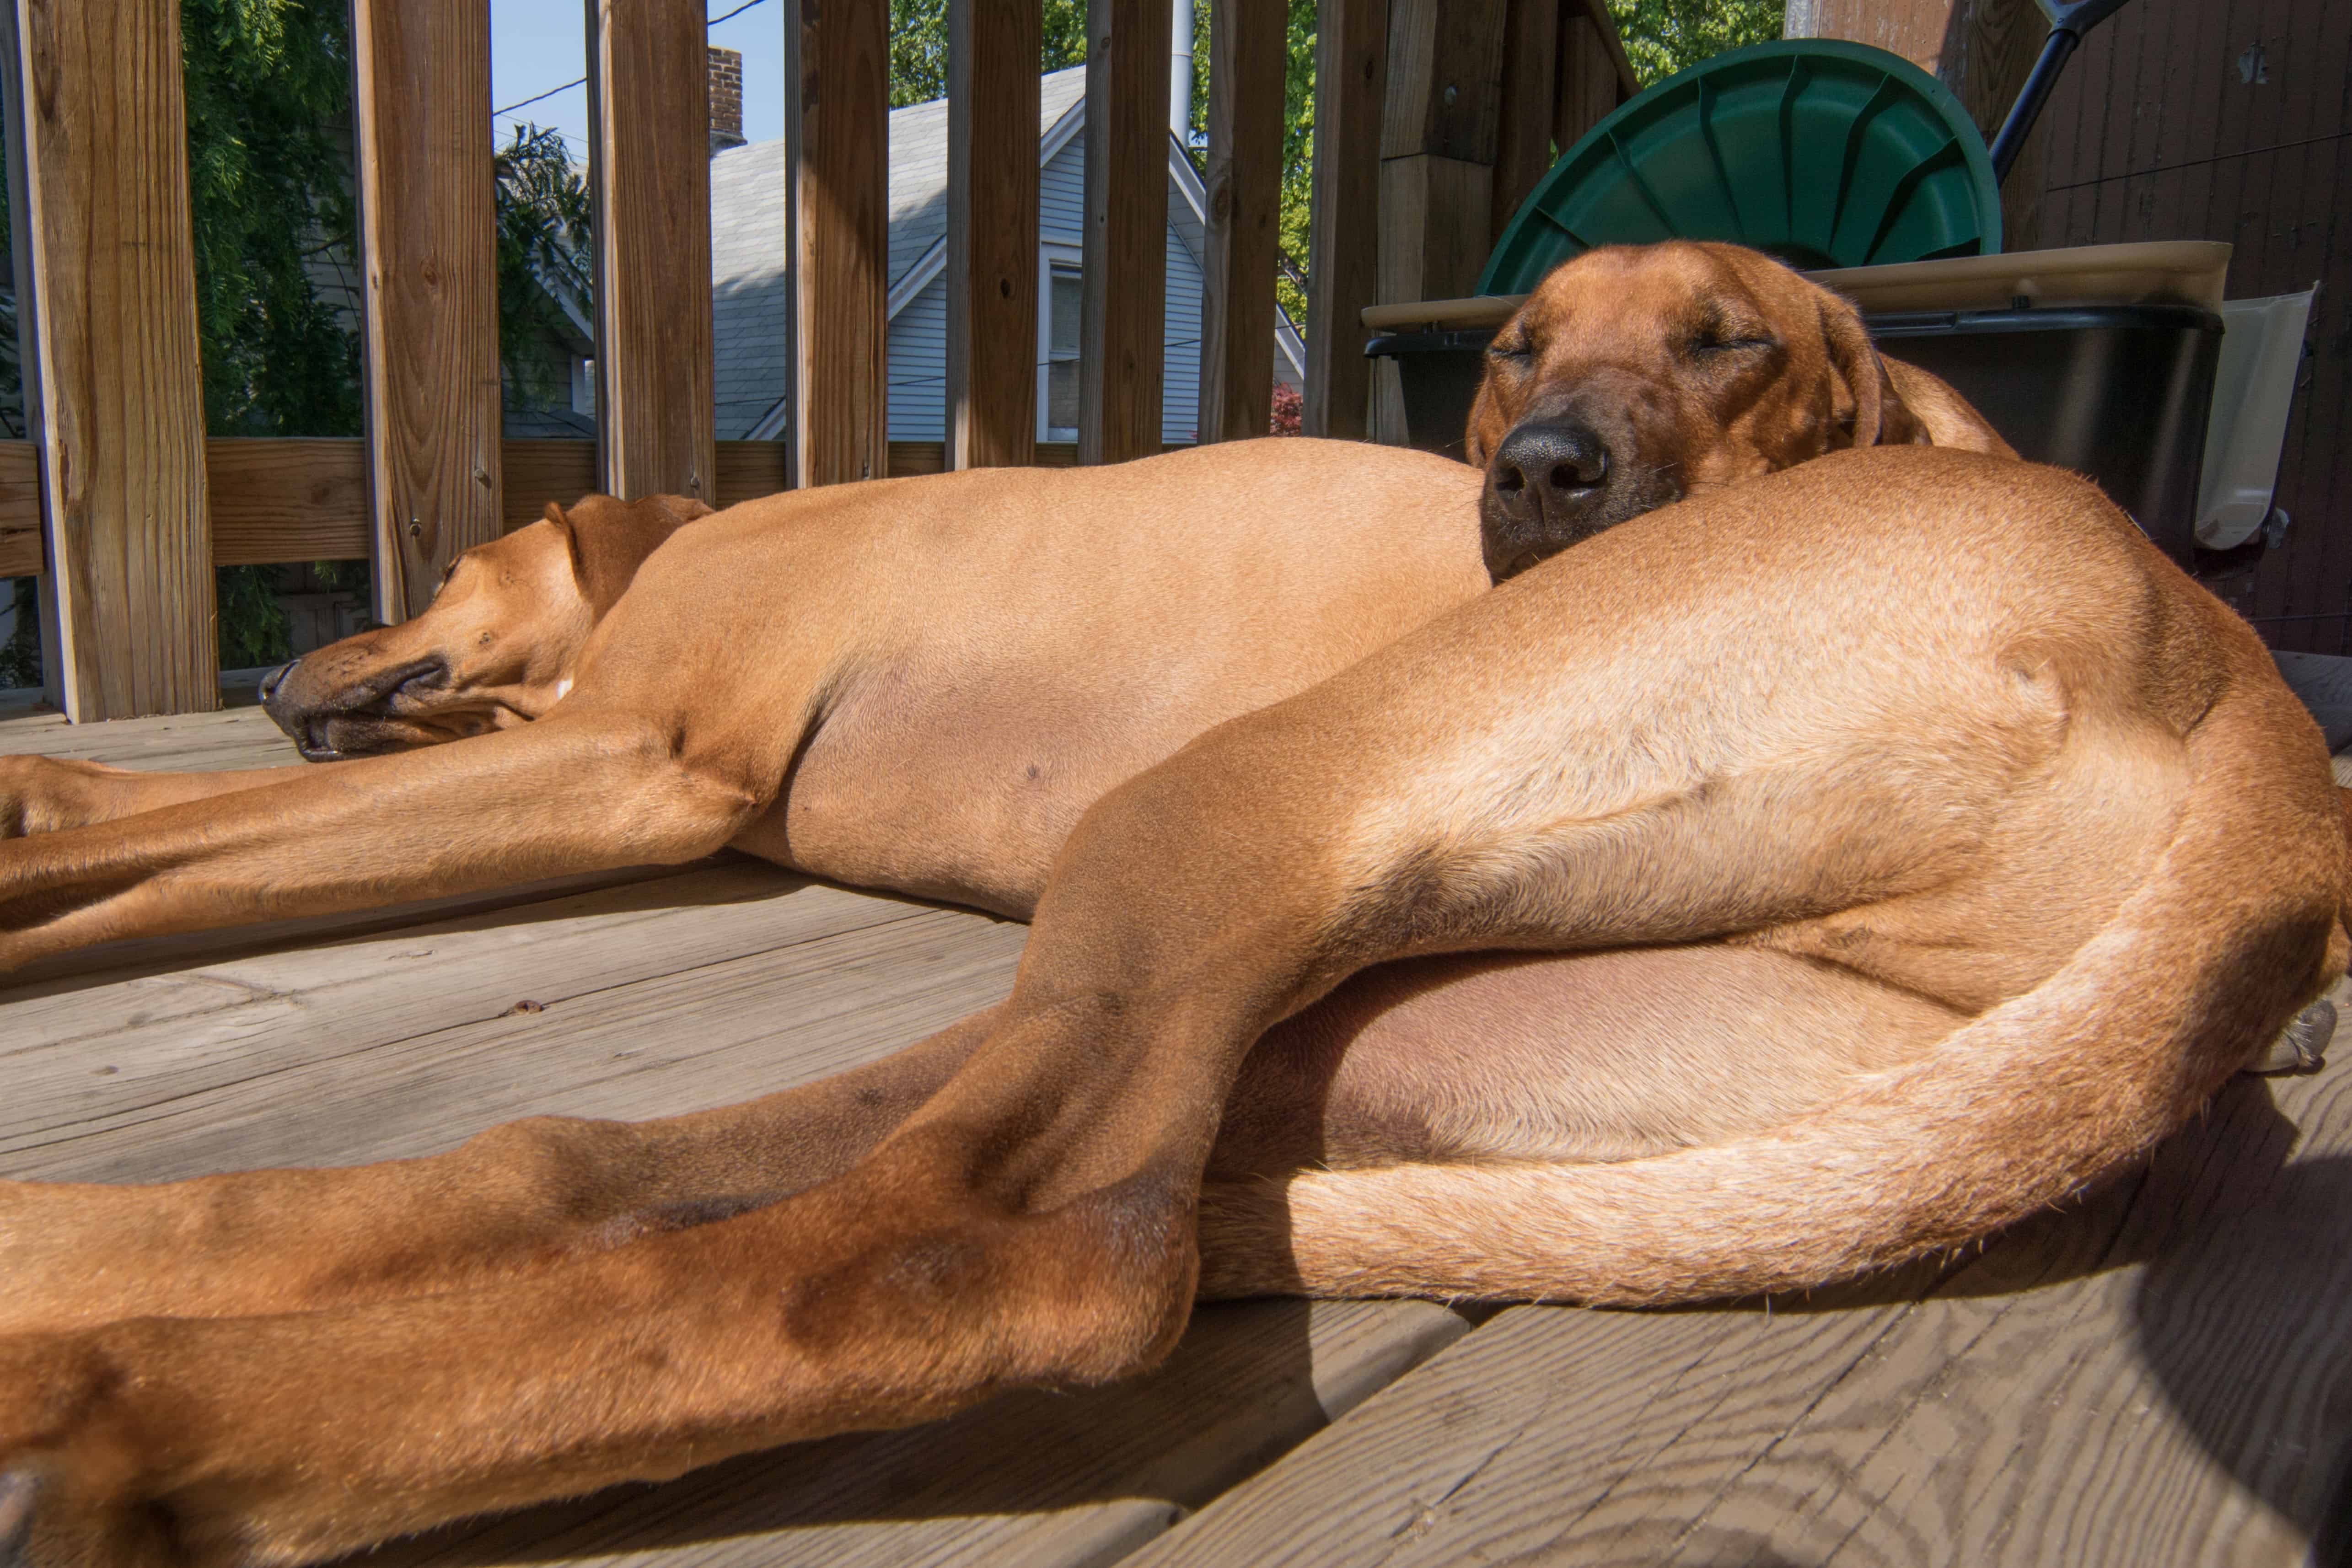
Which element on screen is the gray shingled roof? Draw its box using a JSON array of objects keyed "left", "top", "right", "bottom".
[{"left": 709, "top": 67, "right": 1090, "bottom": 438}]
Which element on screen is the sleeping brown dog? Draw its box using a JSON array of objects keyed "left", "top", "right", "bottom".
[
  {"left": 1469, "top": 240, "right": 2014, "bottom": 578},
  {"left": 259, "top": 494, "right": 711, "bottom": 761}
]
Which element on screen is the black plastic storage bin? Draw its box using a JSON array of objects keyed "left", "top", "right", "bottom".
[{"left": 1367, "top": 301, "right": 2223, "bottom": 564}]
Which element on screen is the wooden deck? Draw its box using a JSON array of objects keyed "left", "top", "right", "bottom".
[{"left": 5, "top": 707, "right": 2350, "bottom": 1567}]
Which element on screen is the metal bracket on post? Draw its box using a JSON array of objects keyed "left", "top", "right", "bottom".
[{"left": 1989, "top": 0, "right": 2138, "bottom": 185}]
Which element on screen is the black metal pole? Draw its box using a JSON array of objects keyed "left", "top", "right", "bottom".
[{"left": 1988, "top": 26, "right": 2081, "bottom": 185}]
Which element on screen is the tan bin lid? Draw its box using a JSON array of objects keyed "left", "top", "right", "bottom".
[{"left": 1359, "top": 241, "right": 2233, "bottom": 332}]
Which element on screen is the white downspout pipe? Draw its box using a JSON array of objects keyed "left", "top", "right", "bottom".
[{"left": 1170, "top": 0, "right": 1194, "bottom": 143}]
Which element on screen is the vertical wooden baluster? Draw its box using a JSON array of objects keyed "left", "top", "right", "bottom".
[
  {"left": 786, "top": 0, "right": 888, "bottom": 486},
  {"left": 8, "top": 0, "right": 214, "bottom": 718},
  {"left": 1078, "top": 0, "right": 1172, "bottom": 465},
  {"left": 353, "top": 0, "right": 502, "bottom": 623},
  {"left": 591, "top": 0, "right": 719, "bottom": 500},
  {"left": 1196, "top": 0, "right": 1285, "bottom": 444},
  {"left": 946, "top": 0, "right": 1041, "bottom": 468},
  {"left": 1303, "top": 0, "right": 1385, "bottom": 441}
]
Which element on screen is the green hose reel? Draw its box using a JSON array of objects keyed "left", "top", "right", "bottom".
[{"left": 1480, "top": 39, "right": 2003, "bottom": 295}]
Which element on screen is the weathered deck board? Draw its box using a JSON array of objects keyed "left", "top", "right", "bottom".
[
  {"left": 0, "top": 704, "right": 296, "bottom": 770},
  {"left": 0, "top": 868, "right": 970, "bottom": 1169},
  {"left": 2, "top": 709, "right": 1479, "bottom": 1568},
  {"left": 1133, "top": 1042, "right": 2352, "bottom": 1568}
]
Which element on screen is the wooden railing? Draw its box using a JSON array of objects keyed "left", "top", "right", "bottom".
[{"left": 0, "top": 0, "right": 1632, "bottom": 720}]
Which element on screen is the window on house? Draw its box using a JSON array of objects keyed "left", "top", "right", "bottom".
[{"left": 1045, "top": 263, "right": 1082, "bottom": 440}]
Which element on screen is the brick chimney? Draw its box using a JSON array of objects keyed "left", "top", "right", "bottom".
[{"left": 708, "top": 46, "right": 745, "bottom": 155}]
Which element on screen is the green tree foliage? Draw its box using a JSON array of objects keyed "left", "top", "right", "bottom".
[
  {"left": 182, "top": 0, "right": 363, "bottom": 440},
  {"left": 1611, "top": 0, "right": 1785, "bottom": 86}
]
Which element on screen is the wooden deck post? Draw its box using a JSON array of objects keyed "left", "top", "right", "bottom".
[
  {"left": 945, "top": 0, "right": 1040, "bottom": 469},
  {"left": 1782, "top": 0, "right": 1956, "bottom": 73},
  {"left": 1078, "top": 0, "right": 1172, "bottom": 465},
  {"left": 1551, "top": 0, "right": 1638, "bottom": 166},
  {"left": 590, "top": 0, "right": 718, "bottom": 502},
  {"left": 786, "top": 0, "right": 888, "bottom": 486},
  {"left": 351, "top": 0, "right": 503, "bottom": 624},
  {"left": 1302, "top": 0, "right": 1385, "bottom": 440},
  {"left": 6, "top": 0, "right": 215, "bottom": 719},
  {"left": 1195, "top": 0, "right": 1286, "bottom": 445},
  {"left": 1940, "top": 0, "right": 2050, "bottom": 251},
  {"left": 1374, "top": 0, "right": 1509, "bottom": 440},
  {"left": 1488, "top": 0, "right": 1558, "bottom": 245}
]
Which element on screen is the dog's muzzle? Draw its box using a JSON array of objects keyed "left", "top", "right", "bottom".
[
  {"left": 1479, "top": 418, "right": 1680, "bottom": 581},
  {"left": 262, "top": 655, "right": 452, "bottom": 762}
]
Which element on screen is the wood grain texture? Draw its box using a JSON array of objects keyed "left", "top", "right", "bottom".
[
  {"left": 1371, "top": 153, "right": 1492, "bottom": 441},
  {"left": 1374, "top": 0, "right": 1506, "bottom": 450},
  {"left": 1302, "top": 0, "right": 1386, "bottom": 440},
  {"left": 1079, "top": 0, "right": 1174, "bottom": 464},
  {"left": 206, "top": 439, "right": 371, "bottom": 566},
  {"left": 944, "top": 0, "right": 1040, "bottom": 469},
  {"left": 591, "top": 0, "right": 718, "bottom": 503},
  {"left": 1381, "top": 0, "right": 1508, "bottom": 163},
  {"left": 1137, "top": 1048, "right": 2352, "bottom": 1568},
  {"left": 351, "top": 0, "right": 502, "bottom": 624},
  {"left": 0, "top": 703, "right": 293, "bottom": 766},
  {"left": 0, "top": 438, "right": 42, "bottom": 576},
  {"left": 885, "top": 440, "right": 1135, "bottom": 477},
  {"left": 1195, "top": 0, "right": 1286, "bottom": 445},
  {"left": 1488, "top": 0, "right": 1559, "bottom": 247},
  {"left": 10, "top": 0, "right": 216, "bottom": 720},
  {"left": 1552, "top": 3, "right": 1632, "bottom": 158},
  {"left": 500, "top": 438, "right": 600, "bottom": 531},
  {"left": 1783, "top": 0, "right": 1958, "bottom": 71},
  {"left": 714, "top": 438, "right": 789, "bottom": 505},
  {"left": 1990, "top": 0, "right": 2349, "bottom": 657},
  {"left": 788, "top": 0, "right": 889, "bottom": 486},
  {"left": 1942, "top": 0, "right": 2053, "bottom": 251}
]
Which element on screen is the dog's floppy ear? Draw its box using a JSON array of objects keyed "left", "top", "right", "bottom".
[
  {"left": 1815, "top": 287, "right": 1925, "bottom": 451},
  {"left": 1878, "top": 357, "right": 2018, "bottom": 457},
  {"left": 556, "top": 494, "right": 714, "bottom": 619}
]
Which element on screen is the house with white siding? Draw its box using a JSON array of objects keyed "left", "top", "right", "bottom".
[{"left": 708, "top": 65, "right": 1304, "bottom": 446}]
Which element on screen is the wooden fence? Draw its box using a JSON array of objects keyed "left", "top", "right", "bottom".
[{"left": 0, "top": 0, "right": 1631, "bottom": 721}]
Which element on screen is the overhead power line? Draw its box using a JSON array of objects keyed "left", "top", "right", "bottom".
[{"left": 491, "top": 0, "right": 773, "bottom": 119}]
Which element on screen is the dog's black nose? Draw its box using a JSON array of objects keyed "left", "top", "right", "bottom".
[
  {"left": 1481, "top": 420, "right": 1617, "bottom": 579},
  {"left": 257, "top": 659, "right": 299, "bottom": 704},
  {"left": 1492, "top": 421, "right": 1610, "bottom": 508}
]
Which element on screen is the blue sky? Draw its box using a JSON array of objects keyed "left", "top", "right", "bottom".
[{"left": 490, "top": 0, "right": 788, "bottom": 158}]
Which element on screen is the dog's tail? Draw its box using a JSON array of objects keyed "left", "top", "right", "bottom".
[{"left": 1196, "top": 651, "right": 2347, "bottom": 1307}]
